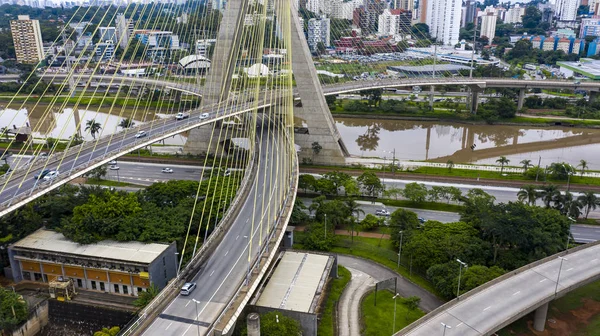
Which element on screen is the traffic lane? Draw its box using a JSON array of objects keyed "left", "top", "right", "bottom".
[
  {"left": 337, "top": 255, "right": 443, "bottom": 312},
  {"left": 571, "top": 224, "right": 600, "bottom": 243},
  {"left": 299, "top": 197, "right": 461, "bottom": 223},
  {"left": 144, "top": 134, "right": 281, "bottom": 335}
]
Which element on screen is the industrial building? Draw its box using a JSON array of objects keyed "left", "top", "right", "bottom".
[{"left": 8, "top": 229, "right": 178, "bottom": 297}]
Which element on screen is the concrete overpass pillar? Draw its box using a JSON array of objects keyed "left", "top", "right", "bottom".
[
  {"left": 184, "top": 0, "right": 248, "bottom": 155},
  {"left": 247, "top": 313, "right": 261, "bottom": 336},
  {"left": 517, "top": 88, "right": 525, "bottom": 111},
  {"left": 533, "top": 302, "right": 549, "bottom": 332},
  {"left": 429, "top": 85, "right": 434, "bottom": 108},
  {"left": 471, "top": 88, "right": 480, "bottom": 114}
]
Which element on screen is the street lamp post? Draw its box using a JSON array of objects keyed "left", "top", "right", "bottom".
[
  {"left": 397, "top": 231, "right": 404, "bottom": 269},
  {"left": 324, "top": 214, "right": 327, "bottom": 240},
  {"left": 441, "top": 322, "right": 452, "bottom": 336},
  {"left": 456, "top": 259, "right": 468, "bottom": 298},
  {"left": 192, "top": 298, "right": 201, "bottom": 336},
  {"left": 392, "top": 293, "right": 400, "bottom": 334},
  {"left": 174, "top": 252, "right": 180, "bottom": 275},
  {"left": 567, "top": 170, "right": 573, "bottom": 192},
  {"left": 555, "top": 256, "right": 568, "bottom": 295},
  {"left": 382, "top": 156, "right": 386, "bottom": 185}
]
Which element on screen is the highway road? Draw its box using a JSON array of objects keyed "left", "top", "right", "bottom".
[
  {"left": 105, "top": 161, "right": 206, "bottom": 186},
  {"left": 399, "top": 243, "right": 600, "bottom": 336},
  {"left": 143, "top": 123, "right": 287, "bottom": 335}
]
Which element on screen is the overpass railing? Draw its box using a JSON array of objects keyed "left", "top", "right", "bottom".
[{"left": 396, "top": 238, "right": 600, "bottom": 335}]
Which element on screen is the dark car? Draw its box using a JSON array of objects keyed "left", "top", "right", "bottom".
[{"left": 35, "top": 169, "right": 51, "bottom": 180}]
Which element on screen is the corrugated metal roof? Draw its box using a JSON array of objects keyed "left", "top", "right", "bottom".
[{"left": 11, "top": 229, "right": 169, "bottom": 264}]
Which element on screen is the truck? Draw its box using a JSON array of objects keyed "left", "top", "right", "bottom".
[{"left": 176, "top": 112, "right": 190, "bottom": 120}]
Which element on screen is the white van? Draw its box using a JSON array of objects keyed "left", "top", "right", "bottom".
[{"left": 180, "top": 282, "right": 197, "bottom": 296}]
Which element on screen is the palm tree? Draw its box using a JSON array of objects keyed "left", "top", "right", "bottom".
[
  {"left": 540, "top": 184, "right": 560, "bottom": 208},
  {"left": 517, "top": 184, "right": 538, "bottom": 205},
  {"left": 578, "top": 191, "right": 600, "bottom": 219},
  {"left": 118, "top": 118, "right": 135, "bottom": 129},
  {"left": 578, "top": 159, "right": 588, "bottom": 177},
  {"left": 520, "top": 159, "right": 532, "bottom": 174},
  {"left": 85, "top": 119, "right": 102, "bottom": 139},
  {"left": 496, "top": 156, "right": 510, "bottom": 174},
  {"left": 554, "top": 191, "right": 582, "bottom": 218},
  {"left": 345, "top": 198, "right": 365, "bottom": 243},
  {"left": 446, "top": 160, "right": 454, "bottom": 172}
]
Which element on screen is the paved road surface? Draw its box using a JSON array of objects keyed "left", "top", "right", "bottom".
[
  {"left": 143, "top": 125, "right": 286, "bottom": 336},
  {"left": 338, "top": 268, "right": 375, "bottom": 336},
  {"left": 401, "top": 244, "right": 600, "bottom": 336},
  {"left": 105, "top": 161, "right": 207, "bottom": 186},
  {"left": 571, "top": 225, "right": 600, "bottom": 244}
]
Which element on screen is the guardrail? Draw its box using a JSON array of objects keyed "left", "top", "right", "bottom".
[{"left": 396, "top": 239, "right": 600, "bottom": 335}]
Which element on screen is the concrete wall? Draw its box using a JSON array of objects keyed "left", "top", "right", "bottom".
[
  {"left": 43, "top": 300, "right": 134, "bottom": 335},
  {"left": 11, "top": 301, "right": 49, "bottom": 336},
  {"left": 149, "top": 241, "right": 178, "bottom": 290}
]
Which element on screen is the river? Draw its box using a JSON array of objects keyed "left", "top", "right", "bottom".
[{"left": 334, "top": 117, "right": 600, "bottom": 170}]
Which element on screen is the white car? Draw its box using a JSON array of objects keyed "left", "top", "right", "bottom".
[
  {"left": 43, "top": 170, "right": 59, "bottom": 181},
  {"left": 180, "top": 282, "right": 197, "bottom": 296},
  {"left": 135, "top": 131, "right": 147, "bottom": 138},
  {"left": 375, "top": 209, "right": 390, "bottom": 217},
  {"left": 108, "top": 160, "right": 117, "bottom": 165},
  {"left": 199, "top": 113, "right": 209, "bottom": 120},
  {"left": 109, "top": 165, "right": 120, "bottom": 170},
  {"left": 162, "top": 168, "right": 173, "bottom": 173}
]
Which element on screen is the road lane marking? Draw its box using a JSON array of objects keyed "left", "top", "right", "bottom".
[
  {"left": 540, "top": 279, "right": 547, "bottom": 283},
  {"left": 566, "top": 268, "right": 574, "bottom": 272},
  {"left": 513, "top": 291, "right": 521, "bottom": 296},
  {"left": 210, "top": 270, "right": 215, "bottom": 276},
  {"left": 456, "top": 322, "right": 463, "bottom": 327},
  {"left": 166, "top": 322, "right": 173, "bottom": 330},
  {"left": 483, "top": 306, "right": 491, "bottom": 311},
  {"left": 236, "top": 235, "right": 239, "bottom": 240},
  {"left": 593, "top": 259, "right": 598, "bottom": 262},
  {"left": 185, "top": 301, "right": 190, "bottom": 307},
  {"left": 225, "top": 250, "right": 229, "bottom": 256}
]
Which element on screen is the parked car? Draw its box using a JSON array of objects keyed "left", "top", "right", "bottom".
[
  {"left": 43, "top": 170, "right": 59, "bottom": 181},
  {"left": 162, "top": 168, "right": 173, "bottom": 173},
  {"left": 180, "top": 282, "right": 197, "bottom": 296},
  {"left": 199, "top": 113, "right": 209, "bottom": 120},
  {"left": 35, "top": 169, "right": 50, "bottom": 180},
  {"left": 375, "top": 209, "right": 390, "bottom": 216},
  {"left": 135, "top": 131, "right": 147, "bottom": 138}
]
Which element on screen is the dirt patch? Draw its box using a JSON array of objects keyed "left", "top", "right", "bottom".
[{"left": 506, "top": 299, "right": 600, "bottom": 335}]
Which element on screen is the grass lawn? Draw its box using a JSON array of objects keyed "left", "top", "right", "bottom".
[
  {"left": 318, "top": 266, "right": 352, "bottom": 336},
  {"left": 361, "top": 289, "right": 425, "bottom": 336},
  {"left": 85, "top": 178, "right": 138, "bottom": 187},
  {"left": 498, "top": 280, "right": 600, "bottom": 336},
  {"left": 381, "top": 199, "right": 463, "bottom": 213},
  {"left": 306, "top": 233, "right": 442, "bottom": 297}
]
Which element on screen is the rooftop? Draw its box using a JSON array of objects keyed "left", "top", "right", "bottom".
[
  {"left": 255, "top": 251, "right": 333, "bottom": 313},
  {"left": 12, "top": 229, "right": 170, "bottom": 264},
  {"left": 388, "top": 64, "right": 471, "bottom": 73},
  {"left": 558, "top": 59, "right": 600, "bottom": 79}
]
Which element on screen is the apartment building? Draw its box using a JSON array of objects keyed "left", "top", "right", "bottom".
[{"left": 10, "top": 15, "right": 44, "bottom": 64}]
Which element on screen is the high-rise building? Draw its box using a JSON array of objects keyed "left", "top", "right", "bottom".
[
  {"left": 580, "top": 17, "right": 600, "bottom": 38},
  {"left": 10, "top": 15, "right": 44, "bottom": 64},
  {"left": 307, "top": 17, "right": 330, "bottom": 52},
  {"left": 98, "top": 27, "right": 117, "bottom": 44},
  {"left": 395, "top": 0, "right": 414, "bottom": 11},
  {"left": 115, "top": 14, "right": 134, "bottom": 49},
  {"left": 378, "top": 9, "right": 412, "bottom": 37},
  {"left": 426, "top": 0, "right": 461, "bottom": 46},
  {"left": 479, "top": 7, "right": 497, "bottom": 44},
  {"left": 554, "top": 0, "right": 580, "bottom": 21},
  {"left": 590, "top": 0, "right": 600, "bottom": 14},
  {"left": 462, "top": 0, "right": 477, "bottom": 27},
  {"left": 504, "top": 4, "right": 525, "bottom": 24}
]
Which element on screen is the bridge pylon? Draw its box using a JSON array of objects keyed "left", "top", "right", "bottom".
[{"left": 184, "top": 1, "right": 349, "bottom": 164}]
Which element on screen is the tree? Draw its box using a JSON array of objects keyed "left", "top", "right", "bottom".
[
  {"left": 255, "top": 311, "right": 302, "bottom": 336},
  {"left": 361, "top": 89, "right": 383, "bottom": 107},
  {"left": 402, "top": 183, "right": 428, "bottom": 203},
  {"left": 314, "top": 199, "right": 350, "bottom": 228},
  {"left": 555, "top": 191, "right": 582, "bottom": 219},
  {"left": 360, "top": 214, "right": 381, "bottom": 231},
  {"left": 322, "top": 171, "right": 352, "bottom": 195},
  {"left": 85, "top": 119, "right": 102, "bottom": 139},
  {"left": 118, "top": 118, "right": 135, "bottom": 129},
  {"left": 93, "top": 327, "right": 121, "bottom": 336},
  {"left": 302, "top": 221, "right": 336, "bottom": 251},
  {"left": 0, "top": 287, "right": 28, "bottom": 329},
  {"left": 84, "top": 166, "right": 107, "bottom": 180},
  {"left": 325, "top": 95, "right": 337, "bottom": 108},
  {"left": 133, "top": 284, "right": 159, "bottom": 308},
  {"left": 311, "top": 142, "right": 322, "bottom": 156},
  {"left": 446, "top": 160, "right": 454, "bottom": 172},
  {"left": 290, "top": 200, "right": 309, "bottom": 226},
  {"left": 411, "top": 23, "right": 430, "bottom": 39},
  {"left": 578, "top": 159, "right": 588, "bottom": 177},
  {"left": 520, "top": 159, "right": 532, "bottom": 174},
  {"left": 517, "top": 185, "right": 538, "bottom": 206},
  {"left": 496, "top": 156, "right": 510, "bottom": 174},
  {"left": 402, "top": 296, "right": 421, "bottom": 321},
  {"left": 389, "top": 209, "right": 421, "bottom": 246},
  {"left": 539, "top": 184, "right": 560, "bottom": 209},
  {"left": 345, "top": 198, "right": 365, "bottom": 239},
  {"left": 357, "top": 172, "right": 384, "bottom": 198},
  {"left": 548, "top": 162, "right": 575, "bottom": 180},
  {"left": 578, "top": 191, "right": 600, "bottom": 219},
  {"left": 298, "top": 174, "right": 316, "bottom": 193},
  {"left": 461, "top": 265, "right": 506, "bottom": 293},
  {"left": 316, "top": 41, "right": 327, "bottom": 55}
]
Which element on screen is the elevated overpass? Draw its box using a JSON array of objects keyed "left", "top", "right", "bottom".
[{"left": 397, "top": 241, "right": 600, "bottom": 336}]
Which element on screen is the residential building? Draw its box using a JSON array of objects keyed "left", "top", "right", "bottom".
[
  {"left": 504, "top": 4, "right": 525, "bottom": 24},
  {"left": 377, "top": 9, "right": 411, "bottom": 37},
  {"left": 556, "top": 38, "right": 570, "bottom": 53},
  {"left": 306, "top": 0, "right": 320, "bottom": 14},
  {"left": 426, "top": 0, "right": 462, "bottom": 46},
  {"left": 461, "top": 0, "right": 477, "bottom": 27},
  {"left": 8, "top": 229, "right": 178, "bottom": 296},
  {"left": 10, "top": 15, "right": 44, "bottom": 64},
  {"left": 543, "top": 37, "right": 555, "bottom": 51},
  {"left": 479, "top": 7, "right": 497, "bottom": 44},
  {"left": 580, "top": 17, "right": 600, "bottom": 38},
  {"left": 115, "top": 13, "right": 134, "bottom": 49},
  {"left": 395, "top": 0, "right": 414, "bottom": 11},
  {"left": 307, "top": 17, "right": 330, "bottom": 52},
  {"left": 95, "top": 41, "right": 115, "bottom": 61},
  {"left": 98, "top": 26, "right": 117, "bottom": 44},
  {"left": 571, "top": 38, "right": 583, "bottom": 54},
  {"left": 554, "top": 0, "right": 580, "bottom": 21},
  {"left": 590, "top": 0, "right": 600, "bottom": 15}
]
